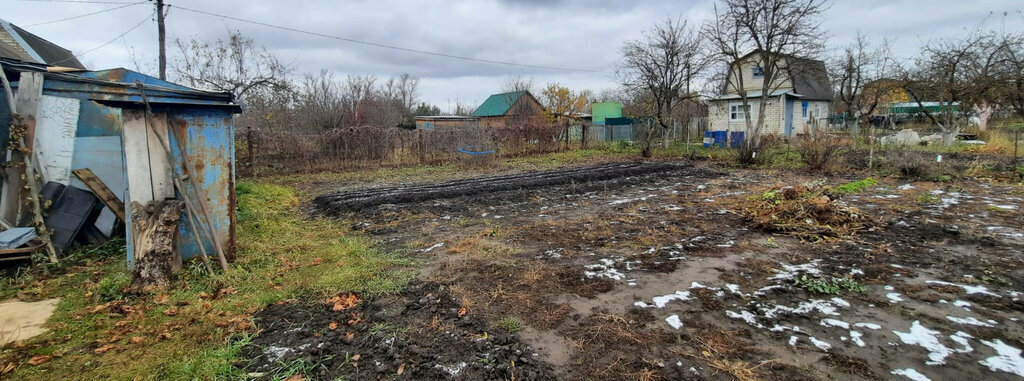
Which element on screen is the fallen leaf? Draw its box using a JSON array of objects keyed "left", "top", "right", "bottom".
[
  {"left": 154, "top": 294, "right": 170, "bottom": 304},
  {"left": 310, "top": 257, "right": 323, "bottom": 265},
  {"left": 158, "top": 332, "right": 172, "bottom": 340},
  {"left": 284, "top": 375, "right": 305, "bottom": 381},
  {"left": 84, "top": 291, "right": 93, "bottom": 298},
  {"left": 345, "top": 332, "right": 355, "bottom": 340},
  {"left": 203, "top": 301, "right": 212, "bottom": 310},
  {"left": 162, "top": 308, "right": 178, "bottom": 317},
  {"left": 94, "top": 344, "right": 116, "bottom": 354},
  {"left": 350, "top": 354, "right": 361, "bottom": 361},
  {"left": 397, "top": 363, "right": 405, "bottom": 375},
  {"left": 328, "top": 321, "right": 338, "bottom": 330},
  {"left": 336, "top": 260, "right": 346, "bottom": 267},
  {"left": 457, "top": 307, "right": 468, "bottom": 318},
  {"left": 27, "top": 355, "right": 52, "bottom": 366},
  {"left": 129, "top": 336, "right": 145, "bottom": 344},
  {"left": 1, "top": 362, "right": 15, "bottom": 374}
]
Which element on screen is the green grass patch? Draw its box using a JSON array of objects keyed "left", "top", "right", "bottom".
[
  {"left": 1, "top": 182, "right": 411, "bottom": 380},
  {"left": 493, "top": 316, "right": 522, "bottom": 333},
  {"left": 830, "top": 178, "right": 879, "bottom": 197}
]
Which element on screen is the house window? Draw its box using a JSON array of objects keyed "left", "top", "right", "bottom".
[
  {"left": 801, "top": 101, "right": 808, "bottom": 118},
  {"left": 729, "top": 103, "right": 750, "bottom": 121},
  {"left": 752, "top": 66, "right": 764, "bottom": 79}
]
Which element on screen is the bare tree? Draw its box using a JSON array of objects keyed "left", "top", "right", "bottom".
[
  {"left": 705, "top": 0, "right": 828, "bottom": 163},
  {"left": 171, "top": 30, "right": 291, "bottom": 101},
  {"left": 620, "top": 18, "right": 710, "bottom": 157},
  {"left": 502, "top": 75, "right": 535, "bottom": 93},
  {"left": 297, "top": 70, "right": 345, "bottom": 131},
  {"left": 901, "top": 28, "right": 1009, "bottom": 145},
  {"left": 832, "top": 32, "right": 898, "bottom": 136}
]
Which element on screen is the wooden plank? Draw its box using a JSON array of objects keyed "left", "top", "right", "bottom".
[
  {"left": 72, "top": 168, "right": 126, "bottom": 223},
  {"left": 146, "top": 113, "right": 174, "bottom": 199},
  {"left": 122, "top": 110, "right": 155, "bottom": 204}
]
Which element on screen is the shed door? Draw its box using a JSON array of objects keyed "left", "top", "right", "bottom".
[
  {"left": 122, "top": 110, "right": 174, "bottom": 205},
  {"left": 784, "top": 97, "right": 795, "bottom": 136}
]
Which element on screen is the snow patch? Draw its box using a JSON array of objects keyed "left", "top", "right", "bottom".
[
  {"left": 635, "top": 291, "right": 693, "bottom": 308},
  {"left": 891, "top": 368, "right": 931, "bottom": 381},
  {"left": 979, "top": 339, "right": 1024, "bottom": 377},
  {"left": 893, "top": 321, "right": 972, "bottom": 365},
  {"left": 666, "top": 314, "right": 683, "bottom": 329},
  {"left": 926, "top": 280, "right": 1001, "bottom": 297}
]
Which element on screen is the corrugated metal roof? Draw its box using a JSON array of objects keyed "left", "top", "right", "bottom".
[
  {"left": 471, "top": 91, "right": 529, "bottom": 117},
  {"left": 2, "top": 58, "right": 240, "bottom": 111}
]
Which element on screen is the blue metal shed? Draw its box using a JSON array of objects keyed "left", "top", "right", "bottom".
[{"left": 0, "top": 59, "right": 240, "bottom": 266}]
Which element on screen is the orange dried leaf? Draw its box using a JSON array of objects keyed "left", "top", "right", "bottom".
[
  {"left": 457, "top": 307, "right": 468, "bottom": 318},
  {"left": 329, "top": 321, "right": 338, "bottom": 330},
  {"left": 27, "top": 355, "right": 51, "bottom": 366},
  {"left": 162, "top": 308, "right": 177, "bottom": 317},
  {"left": 283, "top": 375, "right": 305, "bottom": 381},
  {"left": 129, "top": 336, "right": 145, "bottom": 344},
  {"left": 350, "top": 354, "right": 361, "bottom": 361},
  {"left": 94, "top": 344, "right": 116, "bottom": 354}
]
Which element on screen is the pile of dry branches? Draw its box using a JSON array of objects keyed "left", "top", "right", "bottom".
[{"left": 737, "top": 184, "right": 872, "bottom": 241}]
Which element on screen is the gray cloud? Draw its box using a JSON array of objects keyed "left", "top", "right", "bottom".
[{"left": 6, "top": 0, "right": 1024, "bottom": 111}]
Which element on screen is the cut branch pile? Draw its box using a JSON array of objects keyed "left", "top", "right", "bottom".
[{"left": 737, "top": 185, "right": 872, "bottom": 241}]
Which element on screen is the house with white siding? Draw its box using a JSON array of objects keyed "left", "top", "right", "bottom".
[{"left": 709, "top": 50, "right": 832, "bottom": 136}]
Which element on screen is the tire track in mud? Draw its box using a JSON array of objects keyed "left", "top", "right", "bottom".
[{"left": 313, "top": 161, "right": 701, "bottom": 214}]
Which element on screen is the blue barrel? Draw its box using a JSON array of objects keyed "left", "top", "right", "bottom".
[
  {"left": 730, "top": 131, "right": 745, "bottom": 149},
  {"left": 712, "top": 131, "right": 728, "bottom": 148},
  {"left": 703, "top": 131, "right": 713, "bottom": 148}
]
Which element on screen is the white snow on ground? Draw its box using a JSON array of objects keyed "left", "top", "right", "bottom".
[
  {"left": 764, "top": 298, "right": 846, "bottom": 318},
  {"left": 609, "top": 194, "right": 656, "bottom": 205},
  {"left": 768, "top": 260, "right": 822, "bottom": 280},
  {"left": 854, "top": 322, "right": 881, "bottom": 330},
  {"left": 808, "top": 337, "right": 831, "bottom": 351},
  {"left": 850, "top": 331, "right": 865, "bottom": 347},
  {"left": 726, "top": 310, "right": 764, "bottom": 329},
  {"left": 887, "top": 293, "right": 904, "bottom": 302},
  {"left": 789, "top": 336, "right": 799, "bottom": 346},
  {"left": 891, "top": 368, "right": 932, "bottom": 381},
  {"left": 665, "top": 314, "right": 683, "bottom": 329},
  {"left": 898, "top": 184, "right": 916, "bottom": 191},
  {"left": 953, "top": 300, "right": 971, "bottom": 310},
  {"left": 979, "top": 339, "right": 1024, "bottom": 377},
  {"left": 947, "top": 316, "right": 997, "bottom": 327},
  {"left": 926, "top": 281, "right": 1001, "bottom": 297},
  {"left": 435, "top": 362, "right": 468, "bottom": 376},
  {"left": 884, "top": 285, "right": 895, "bottom": 290},
  {"left": 893, "top": 321, "right": 972, "bottom": 365},
  {"left": 418, "top": 243, "right": 445, "bottom": 252},
  {"left": 585, "top": 258, "right": 626, "bottom": 280},
  {"left": 634, "top": 291, "right": 693, "bottom": 308},
  {"left": 265, "top": 346, "right": 292, "bottom": 362},
  {"left": 849, "top": 268, "right": 864, "bottom": 275},
  {"left": 820, "top": 318, "right": 849, "bottom": 329}
]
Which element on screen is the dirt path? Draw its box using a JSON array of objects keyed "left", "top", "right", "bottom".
[{"left": 243, "top": 162, "right": 1024, "bottom": 380}]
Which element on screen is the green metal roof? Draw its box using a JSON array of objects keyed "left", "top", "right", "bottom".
[{"left": 472, "top": 91, "right": 528, "bottom": 117}]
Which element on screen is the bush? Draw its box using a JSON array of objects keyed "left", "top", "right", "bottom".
[{"left": 797, "top": 130, "right": 844, "bottom": 171}]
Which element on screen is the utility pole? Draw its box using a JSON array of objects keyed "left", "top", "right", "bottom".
[{"left": 156, "top": 0, "right": 166, "bottom": 80}]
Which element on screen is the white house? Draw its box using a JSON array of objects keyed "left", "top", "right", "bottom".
[{"left": 709, "top": 50, "right": 832, "bottom": 136}]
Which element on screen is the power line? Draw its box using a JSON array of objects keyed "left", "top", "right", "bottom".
[
  {"left": 170, "top": 4, "right": 605, "bottom": 73},
  {"left": 23, "top": 1, "right": 147, "bottom": 27},
  {"left": 49, "top": 9, "right": 153, "bottom": 66}
]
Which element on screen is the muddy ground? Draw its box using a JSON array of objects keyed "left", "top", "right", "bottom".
[{"left": 242, "top": 160, "right": 1024, "bottom": 380}]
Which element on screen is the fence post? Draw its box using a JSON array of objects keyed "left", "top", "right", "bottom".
[{"left": 246, "top": 125, "right": 255, "bottom": 177}]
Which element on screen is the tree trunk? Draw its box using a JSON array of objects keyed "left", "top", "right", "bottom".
[{"left": 130, "top": 200, "right": 185, "bottom": 292}]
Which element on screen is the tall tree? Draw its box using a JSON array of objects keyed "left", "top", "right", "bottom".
[
  {"left": 171, "top": 30, "right": 291, "bottom": 101},
  {"left": 620, "top": 18, "right": 710, "bottom": 157},
  {"left": 705, "top": 0, "right": 828, "bottom": 163}
]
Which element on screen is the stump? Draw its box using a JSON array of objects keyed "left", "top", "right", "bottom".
[{"left": 129, "top": 200, "right": 184, "bottom": 292}]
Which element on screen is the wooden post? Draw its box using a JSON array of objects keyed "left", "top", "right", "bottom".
[
  {"left": 0, "top": 72, "right": 43, "bottom": 223},
  {"left": 246, "top": 125, "right": 255, "bottom": 177}
]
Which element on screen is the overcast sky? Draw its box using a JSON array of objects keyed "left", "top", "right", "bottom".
[{"left": 5, "top": 0, "right": 1024, "bottom": 112}]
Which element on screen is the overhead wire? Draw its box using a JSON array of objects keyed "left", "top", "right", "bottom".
[
  {"left": 48, "top": 9, "right": 154, "bottom": 65},
  {"left": 170, "top": 4, "right": 605, "bottom": 73},
  {"left": 23, "top": 1, "right": 147, "bottom": 27}
]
